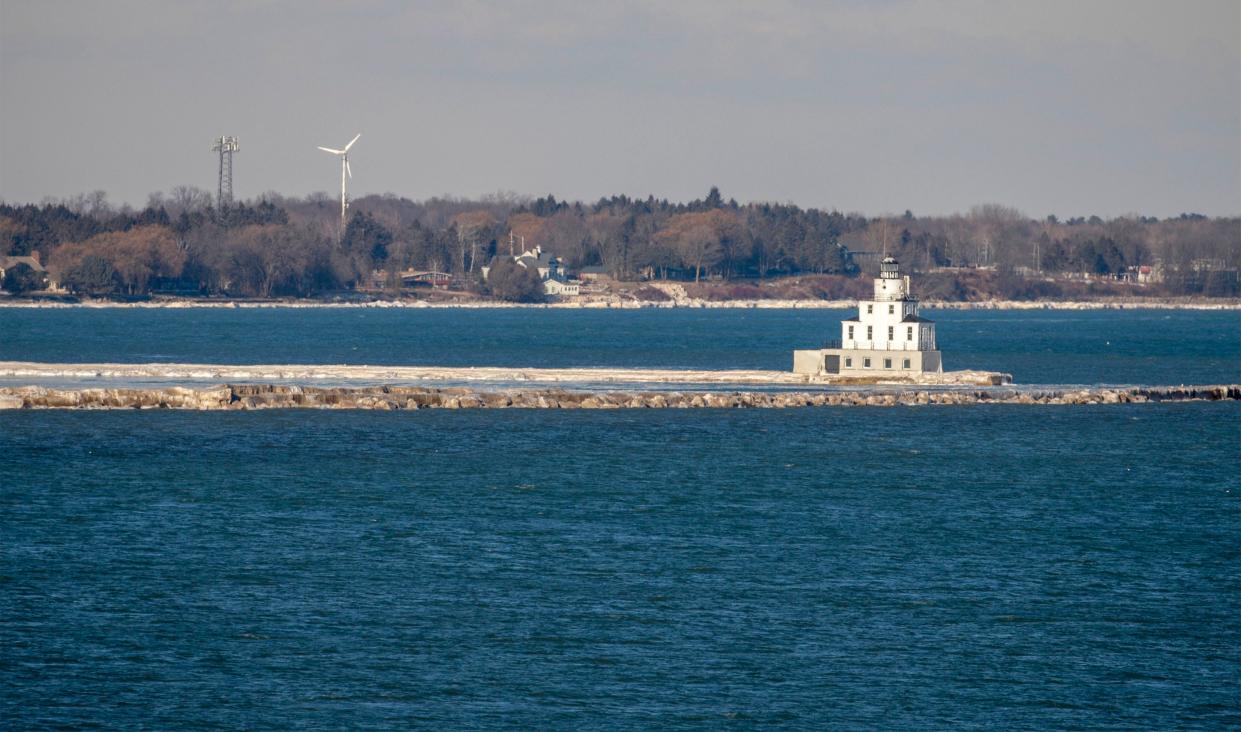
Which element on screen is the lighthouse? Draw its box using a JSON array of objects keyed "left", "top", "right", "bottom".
[{"left": 793, "top": 256, "right": 943, "bottom": 376}]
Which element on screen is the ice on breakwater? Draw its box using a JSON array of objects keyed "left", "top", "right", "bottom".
[
  {"left": 0, "top": 361, "right": 1011, "bottom": 387},
  {"left": 0, "top": 383, "right": 1236, "bottom": 410}
]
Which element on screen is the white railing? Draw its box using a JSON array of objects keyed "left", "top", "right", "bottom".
[{"left": 842, "top": 340, "right": 933, "bottom": 351}]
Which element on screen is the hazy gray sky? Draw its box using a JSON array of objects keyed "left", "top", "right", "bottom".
[{"left": 2, "top": 0, "right": 1238, "bottom": 217}]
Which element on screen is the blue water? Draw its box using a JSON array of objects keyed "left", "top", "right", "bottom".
[
  {"left": 3, "top": 308, "right": 1240, "bottom": 729},
  {"left": 2, "top": 407, "right": 1238, "bottom": 729},
  {"left": 1, "top": 307, "right": 1239, "bottom": 384}
]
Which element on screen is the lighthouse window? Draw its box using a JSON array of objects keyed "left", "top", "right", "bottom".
[
  {"left": 867, "top": 326, "right": 873, "bottom": 340},
  {"left": 867, "top": 304, "right": 873, "bottom": 314},
  {"left": 907, "top": 326, "right": 914, "bottom": 341},
  {"left": 887, "top": 326, "right": 894, "bottom": 340},
  {"left": 883, "top": 358, "right": 892, "bottom": 369},
  {"left": 863, "top": 357, "right": 871, "bottom": 368},
  {"left": 848, "top": 325, "right": 854, "bottom": 339},
  {"left": 888, "top": 304, "right": 894, "bottom": 314}
]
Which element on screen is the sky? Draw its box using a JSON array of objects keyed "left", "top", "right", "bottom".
[{"left": 1, "top": 0, "right": 1238, "bottom": 218}]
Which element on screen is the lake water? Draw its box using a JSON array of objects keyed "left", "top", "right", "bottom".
[
  {"left": 2, "top": 308, "right": 1239, "bottom": 730},
  {"left": 1, "top": 307, "right": 1239, "bottom": 384}
]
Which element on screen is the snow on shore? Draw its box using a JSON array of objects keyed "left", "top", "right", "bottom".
[{"left": 1, "top": 297, "right": 1237, "bottom": 310}]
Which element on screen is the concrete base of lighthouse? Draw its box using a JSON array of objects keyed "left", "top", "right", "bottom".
[{"left": 793, "top": 348, "right": 943, "bottom": 377}]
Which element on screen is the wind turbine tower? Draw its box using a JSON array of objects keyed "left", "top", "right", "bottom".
[
  {"left": 211, "top": 136, "right": 239, "bottom": 207},
  {"left": 317, "top": 133, "right": 361, "bottom": 237}
]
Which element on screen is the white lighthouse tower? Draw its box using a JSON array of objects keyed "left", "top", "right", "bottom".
[{"left": 793, "top": 256, "right": 943, "bottom": 376}]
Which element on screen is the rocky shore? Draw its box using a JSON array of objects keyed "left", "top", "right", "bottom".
[{"left": 1, "top": 384, "right": 1236, "bottom": 410}]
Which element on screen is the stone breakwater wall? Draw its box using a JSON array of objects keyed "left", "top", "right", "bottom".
[{"left": 1, "top": 384, "right": 1237, "bottom": 410}]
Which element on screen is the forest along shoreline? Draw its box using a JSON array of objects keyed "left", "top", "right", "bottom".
[
  {"left": 1, "top": 384, "right": 1237, "bottom": 410},
  {"left": 1, "top": 297, "right": 1238, "bottom": 310}
]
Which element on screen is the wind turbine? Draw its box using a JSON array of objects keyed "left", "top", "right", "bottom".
[{"left": 317, "top": 133, "right": 361, "bottom": 237}]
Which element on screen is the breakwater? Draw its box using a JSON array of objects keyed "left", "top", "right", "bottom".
[{"left": 1, "top": 384, "right": 1236, "bottom": 410}]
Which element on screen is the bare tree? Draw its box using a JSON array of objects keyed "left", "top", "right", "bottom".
[
  {"left": 587, "top": 211, "right": 627, "bottom": 276},
  {"left": 452, "top": 210, "right": 498, "bottom": 273},
  {"left": 166, "top": 186, "right": 214, "bottom": 218},
  {"left": 539, "top": 211, "right": 590, "bottom": 268}
]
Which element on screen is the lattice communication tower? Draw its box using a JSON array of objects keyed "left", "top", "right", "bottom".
[{"left": 211, "top": 136, "right": 239, "bottom": 206}]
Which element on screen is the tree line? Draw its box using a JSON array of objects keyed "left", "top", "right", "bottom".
[{"left": 2, "top": 187, "right": 1238, "bottom": 298}]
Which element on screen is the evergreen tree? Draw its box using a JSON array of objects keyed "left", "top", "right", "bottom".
[
  {"left": 343, "top": 212, "right": 393, "bottom": 263},
  {"left": 2, "top": 263, "right": 45, "bottom": 293},
  {"left": 64, "top": 255, "right": 118, "bottom": 295},
  {"left": 704, "top": 186, "right": 723, "bottom": 209}
]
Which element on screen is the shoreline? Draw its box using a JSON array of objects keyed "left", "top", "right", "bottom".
[
  {"left": 2, "top": 383, "right": 1236, "bottom": 410},
  {"left": 1, "top": 296, "right": 1238, "bottom": 311}
]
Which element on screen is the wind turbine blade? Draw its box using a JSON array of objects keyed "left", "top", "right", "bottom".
[
  {"left": 318, "top": 146, "right": 343, "bottom": 154},
  {"left": 344, "top": 133, "right": 361, "bottom": 151},
  {"left": 346, "top": 160, "right": 352, "bottom": 179}
]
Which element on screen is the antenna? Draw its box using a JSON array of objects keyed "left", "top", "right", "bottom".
[
  {"left": 211, "top": 136, "right": 239, "bottom": 207},
  {"left": 316, "top": 133, "right": 361, "bottom": 239}
]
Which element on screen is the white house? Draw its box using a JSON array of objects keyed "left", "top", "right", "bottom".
[
  {"left": 542, "top": 278, "right": 580, "bottom": 296},
  {"left": 793, "top": 256, "right": 942, "bottom": 376},
  {"left": 481, "top": 245, "right": 580, "bottom": 297}
]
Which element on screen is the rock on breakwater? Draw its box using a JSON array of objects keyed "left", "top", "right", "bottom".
[{"left": 1, "top": 384, "right": 1237, "bottom": 410}]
